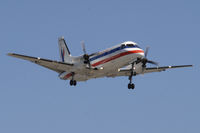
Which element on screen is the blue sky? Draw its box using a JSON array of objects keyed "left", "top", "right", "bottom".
[{"left": 0, "top": 0, "right": 199, "bottom": 133}]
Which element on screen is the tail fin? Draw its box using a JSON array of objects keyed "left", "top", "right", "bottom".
[{"left": 58, "top": 36, "right": 72, "bottom": 63}]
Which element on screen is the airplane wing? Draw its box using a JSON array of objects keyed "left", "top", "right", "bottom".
[
  {"left": 143, "top": 65, "right": 193, "bottom": 74},
  {"left": 8, "top": 53, "right": 74, "bottom": 73},
  {"left": 118, "top": 65, "right": 193, "bottom": 76}
]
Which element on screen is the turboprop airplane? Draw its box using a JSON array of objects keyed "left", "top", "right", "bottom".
[{"left": 8, "top": 36, "right": 192, "bottom": 89}]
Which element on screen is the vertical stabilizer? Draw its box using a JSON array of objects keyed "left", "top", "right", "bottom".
[{"left": 58, "top": 36, "right": 72, "bottom": 63}]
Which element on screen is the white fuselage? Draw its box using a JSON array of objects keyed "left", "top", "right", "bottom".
[{"left": 60, "top": 42, "right": 145, "bottom": 81}]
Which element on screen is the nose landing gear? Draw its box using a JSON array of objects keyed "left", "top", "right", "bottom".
[
  {"left": 128, "top": 72, "right": 135, "bottom": 89},
  {"left": 128, "top": 63, "right": 136, "bottom": 90},
  {"left": 128, "top": 83, "right": 135, "bottom": 89}
]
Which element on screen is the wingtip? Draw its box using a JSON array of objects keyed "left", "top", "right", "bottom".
[
  {"left": 7, "top": 53, "right": 19, "bottom": 57},
  {"left": 7, "top": 53, "right": 13, "bottom": 56},
  {"left": 186, "top": 64, "right": 193, "bottom": 67},
  {"left": 182, "top": 64, "right": 193, "bottom": 68}
]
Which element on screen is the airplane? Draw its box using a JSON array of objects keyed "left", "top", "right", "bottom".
[{"left": 8, "top": 36, "right": 193, "bottom": 89}]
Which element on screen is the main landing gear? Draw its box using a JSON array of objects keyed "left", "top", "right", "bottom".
[
  {"left": 69, "top": 72, "right": 77, "bottom": 86},
  {"left": 128, "top": 63, "right": 136, "bottom": 90},
  {"left": 70, "top": 80, "right": 77, "bottom": 86}
]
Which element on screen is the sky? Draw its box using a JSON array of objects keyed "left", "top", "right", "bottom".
[{"left": 0, "top": 0, "right": 199, "bottom": 133}]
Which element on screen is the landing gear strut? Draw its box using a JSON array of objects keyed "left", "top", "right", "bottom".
[
  {"left": 128, "top": 63, "right": 136, "bottom": 89},
  {"left": 69, "top": 72, "right": 77, "bottom": 86}
]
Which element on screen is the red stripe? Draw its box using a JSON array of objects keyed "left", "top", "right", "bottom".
[
  {"left": 91, "top": 50, "right": 144, "bottom": 67},
  {"left": 63, "top": 73, "right": 72, "bottom": 79},
  {"left": 62, "top": 49, "right": 65, "bottom": 57}
]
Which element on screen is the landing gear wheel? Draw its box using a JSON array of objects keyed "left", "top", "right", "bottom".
[
  {"left": 70, "top": 80, "right": 77, "bottom": 86},
  {"left": 73, "top": 80, "right": 77, "bottom": 86},
  {"left": 70, "top": 80, "right": 74, "bottom": 86},
  {"left": 128, "top": 83, "right": 135, "bottom": 89},
  {"left": 131, "top": 83, "right": 135, "bottom": 89},
  {"left": 69, "top": 72, "right": 77, "bottom": 86},
  {"left": 128, "top": 83, "right": 131, "bottom": 89}
]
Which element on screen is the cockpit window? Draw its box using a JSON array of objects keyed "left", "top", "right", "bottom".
[
  {"left": 121, "top": 44, "right": 125, "bottom": 49},
  {"left": 126, "top": 44, "right": 134, "bottom": 47}
]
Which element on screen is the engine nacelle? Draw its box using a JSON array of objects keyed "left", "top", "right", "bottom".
[{"left": 59, "top": 72, "right": 72, "bottom": 80}]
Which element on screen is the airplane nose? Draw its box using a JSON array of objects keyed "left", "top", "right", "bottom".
[{"left": 136, "top": 49, "right": 145, "bottom": 57}]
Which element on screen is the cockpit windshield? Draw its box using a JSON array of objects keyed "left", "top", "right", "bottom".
[
  {"left": 120, "top": 41, "right": 140, "bottom": 49},
  {"left": 126, "top": 44, "right": 134, "bottom": 47},
  {"left": 120, "top": 44, "right": 125, "bottom": 49}
]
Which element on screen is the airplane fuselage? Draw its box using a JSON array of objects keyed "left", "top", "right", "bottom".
[{"left": 60, "top": 42, "right": 144, "bottom": 81}]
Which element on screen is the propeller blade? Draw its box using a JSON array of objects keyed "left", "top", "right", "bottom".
[
  {"left": 144, "top": 47, "right": 149, "bottom": 58},
  {"left": 147, "top": 60, "right": 159, "bottom": 66},
  {"left": 81, "top": 41, "right": 86, "bottom": 55},
  {"left": 89, "top": 52, "right": 98, "bottom": 57}
]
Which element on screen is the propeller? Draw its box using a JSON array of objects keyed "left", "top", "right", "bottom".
[
  {"left": 81, "top": 41, "right": 91, "bottom": 68},
  {"left": 143, "top": 47, "right": 158, "bottom": 66},
  {"left": 137, "top": 47, "right": 158, "bottom": 72}
]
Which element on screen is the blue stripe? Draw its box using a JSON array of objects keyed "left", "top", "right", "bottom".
[
  {"left": 90, "top": 45, "right": 140, "bottom": 61},
  {"left": 61, "top": 49, "right": 64, "bottom": 62}
]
